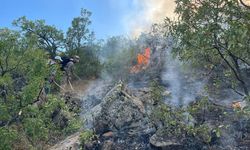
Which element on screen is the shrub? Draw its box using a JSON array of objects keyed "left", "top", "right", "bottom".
[
  {"left": 150, "top": 80, "right": 165, "bottom": 105},
  {"left": 23, "top": 118, "right": 49, "bottom": 141},
  {"left": 0, "top": 127, "right": 17, "bottom": 150},
  {"left": 67, "top": 46, "right": 102, "bottom": 79},
  {"left": 63, "top": 118, "right": 82, "bottom": 135},
  {"left": 79, "top": 130, "right": 95, "bottom": 146}
]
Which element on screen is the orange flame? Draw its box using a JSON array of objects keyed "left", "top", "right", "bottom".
[
  {"left": 130, "top": 48, "right": 151, "bottom": 73},
  {"left": 231, "top": 101, "right": 246, "bottom": 110}
]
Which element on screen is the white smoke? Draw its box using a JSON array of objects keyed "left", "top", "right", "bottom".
[
  {"left": 161, "top": 44, "right": 206, "bottom": 106},
  {"left": 80, "top": 78, "right": 113, "bottom": 129},
  {"left": 162, "top": 60, "right": 205, "bottom": 106},
  {"left": 123, "top": 0, "right": 176, "bottom": 37}
]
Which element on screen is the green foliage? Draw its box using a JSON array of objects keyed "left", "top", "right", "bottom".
[
  {"left": 13, "top": 16, "right": 64, "bottom": 57},
  {"left": 188, "top": 96, "right": 227, "bottom": 125},
  {"left": 103, "top": 48, "right": 133, "bottom": 79},
  {"left": 151, "top": 102, "right": 224, "bottom": 144},
  {"left": 63, "top": 118, "right": 83, "bottom": 135},
  {"left": 23, "top": 118, "right": 49, "bottom": 141},
  {"left": 0, "top": 127, "right": 17, "bottom": 150},
  {"left": 0, "top": 104, "right": 11, "bottom": 122},
  {"left": 79, "top": 130, "right": 95, "bottom": 146},
  {"left": 212, "top": 126, "right": 224, "bottom": 138},
  {"left": 102, "top": 36, "right": 136, "bottom": 80},
  {"left": 0, "top": 8, "right": 96, "bottom": 149},
  {"left": 151, "top": 104, "right": 186, "bottom": 137},
  {"left": 150, "top": 80, "right": 165, "bottom": 104},
  {"left": 65, "top": 9, "right": 102, "bottom": 78},
  {"left": 0, "top": 29, "right": 49, "bottom": 128},
  {"left": 21, "top": 95, "right": 81, "bottom": 144},
  {"left": 166, "top": 0, "right": 250, "bottom": 96},
  {"left": 233, "top": 104, "right": 250, "bottom": 120},
  {"left": 66, "top": 8, "right": 94, "bottom": 50},
  {"left": 42, "top": 96, "right": 66, "bottom": 117},
  {"left": 188, "top": 97, "right": 210, "bottom": 116},
  {"left": 38, "top": 96, "right": 66, "bottom": 130},
  {"left": 68, "top": 46, "right": 102, "bottom": 78},
  {"left": 192, "top": 124, "right": 211, "bottom": 144}
]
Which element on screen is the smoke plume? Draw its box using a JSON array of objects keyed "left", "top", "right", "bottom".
[{"left": 123, "top": 0, "right": 176, "bottom": 37}]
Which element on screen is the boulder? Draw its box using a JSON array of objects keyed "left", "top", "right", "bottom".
[
  {"left": 94, "top": 88, "right": 146, "bottom": 133},
  {"left": 63, "top": 92, "right": 82, "bottom": 113},
  {"left": 93, "top": 82, "right": 156, "bottom": 149},
  {"left": 150, "top": 134, "right": 182, "bottom": 149}
]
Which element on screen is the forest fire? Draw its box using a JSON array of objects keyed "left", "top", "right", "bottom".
[
  {"left": 130, "top": 48, "right": 151, "bottom": 73},
  {"left": 2, "top": 0, "right": 250, "bottom": 149}
]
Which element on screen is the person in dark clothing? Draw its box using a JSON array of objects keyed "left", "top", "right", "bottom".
[
  {"left": 61, "top": 55, "right": 80, "bottom": 91},
  {"left": 60, "top": 56, "right": 71, "bottom": 71}
]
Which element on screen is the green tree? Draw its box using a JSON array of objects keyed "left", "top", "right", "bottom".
[
  {"left": 66, "top": 8, "right": 94, "bottom": 51},
  {"left": 101, "top": 36, "right": 136, "bottom": 80},
  {"left": 68, "top": 45, "right": 102, "bottom": 78},
  {"left": 13, "top": 17, "right": 64, "bottom": 58},
  {"left": 0, "top": 28, "right": 48, "bottom": 126},
  {"left": 66, "top": 9, "right": 101, "bottom": 78},
  {"left": 166, "top": 0, "right": 250, "bottom": 96}
]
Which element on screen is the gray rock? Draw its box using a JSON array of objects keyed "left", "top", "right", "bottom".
[
  {"left": 150, "top": 134, "right": 182, "bottom": 148},
  {"left": 63, "top": 92, "right": 82, "bottom": 113},
  {"left": 92, "top": 82, "right": 156, "bottom": 149},
  {"left": 102, "top": 140, "right": 115, "bottom": 150}
]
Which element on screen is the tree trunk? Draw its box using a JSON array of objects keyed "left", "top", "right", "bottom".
[
  {"left": 215, "top": 46, "right": 249, "bottom": 96},
  {"left": 230, "top": 55, "right": 249, "bottom": 96}
]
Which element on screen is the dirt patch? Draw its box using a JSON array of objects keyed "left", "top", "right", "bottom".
[{"left": 62, "top": 79, "right": 95, "bottom": 95}]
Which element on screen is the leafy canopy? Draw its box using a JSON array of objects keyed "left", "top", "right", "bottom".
[{"left": 166, "top": 0, "right": 250, "bottom": 96}]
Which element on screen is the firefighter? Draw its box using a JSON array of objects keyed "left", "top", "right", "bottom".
[{"left": 62, "top": 55, "right": 81, "bottom": 91}]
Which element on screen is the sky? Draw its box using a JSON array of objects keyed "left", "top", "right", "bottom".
[{"left": 0, "top": 0, "right": 175, "bottom": 39}]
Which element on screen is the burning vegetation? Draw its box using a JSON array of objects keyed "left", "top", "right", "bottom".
[{"left": 130, "top": 47, "right": 151, "bottom": 73}]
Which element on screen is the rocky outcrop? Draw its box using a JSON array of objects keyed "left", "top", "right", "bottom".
[
  {"left": 90, "top": 83, "right": 156, "bottom": 149},
  {"left": 50, "top": 92, "right": 83, "bottom": 129},
  {"left": 150, "top": 133, "right": 182, "bottom": 149},
  {"left": 63, "top": 92, "right": 83, "bottom": 114},
  {"left": 49, "top": 132, "right": 81, "bottom": 150},
  {"left": 80, "top": 82, "right": 236, "bottom": 150}
]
